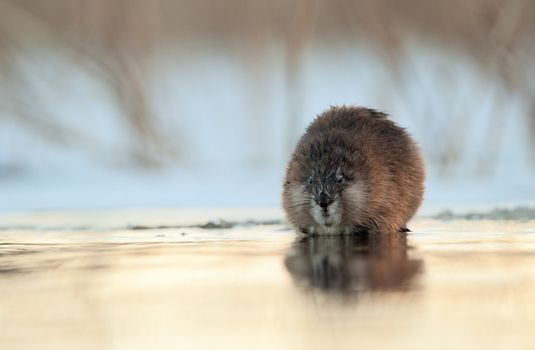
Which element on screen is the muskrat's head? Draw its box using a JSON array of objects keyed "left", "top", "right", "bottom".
[{"left": 284, "top": 132, "right": 368, "bottom": 231}]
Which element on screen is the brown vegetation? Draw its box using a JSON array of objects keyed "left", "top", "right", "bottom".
[{"left": 1, "top": 0, "right": 534, "bottom": 168}]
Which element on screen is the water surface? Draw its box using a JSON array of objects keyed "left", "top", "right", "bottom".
[{"left": 1, "top": 212, "right": 535, "bottom": 349}]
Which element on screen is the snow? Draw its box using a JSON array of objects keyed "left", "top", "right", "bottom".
[{"left": 1, "top": 40, "right": 534, "bottom": 212}]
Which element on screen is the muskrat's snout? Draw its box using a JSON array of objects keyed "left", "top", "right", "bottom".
[{"left": 314, "top": 191, "right": 333, "bottom": 209}]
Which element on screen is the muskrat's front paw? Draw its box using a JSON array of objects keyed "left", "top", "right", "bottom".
[{"left": 299, "top": 227, "right": 311, "bottom": 235}]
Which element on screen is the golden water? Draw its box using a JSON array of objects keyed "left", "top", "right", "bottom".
[{"left": 1, "top": 211, "right": 535, "bottom": 349}]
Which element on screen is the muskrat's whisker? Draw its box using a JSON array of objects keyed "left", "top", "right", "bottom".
[
  {"left": 288, "top": 203, "right": 310, "bottom": 209},
  {"left": 291, "top": 200, "right": 312, "bottom": 205}
]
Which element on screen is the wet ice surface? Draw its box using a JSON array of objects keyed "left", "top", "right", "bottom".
[
  {"left": 432, "top": 206, "right": 535, "bottom": 221},
  {"left": 1, "top": 210, "right": 535, "bottom": 350}
]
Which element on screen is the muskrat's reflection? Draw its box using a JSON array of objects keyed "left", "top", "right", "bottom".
[{"left": 284, "top": 233, "right": 423, "bottom": 294}]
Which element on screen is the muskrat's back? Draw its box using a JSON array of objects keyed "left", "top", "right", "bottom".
[{"left": 282, "top": 106, "right": 425, "bottom": 235}]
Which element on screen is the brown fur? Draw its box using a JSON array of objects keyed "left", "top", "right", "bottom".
[{"left": 282, "top": 106, "right": 425, "bottom": 235}]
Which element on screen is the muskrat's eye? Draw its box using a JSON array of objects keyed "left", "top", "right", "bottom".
[
  {"left": 307, "top": 177, "right": 314, "bottom": 185},
  {"left": 337, "top": 176, "right": 346, "bottom": 184}
]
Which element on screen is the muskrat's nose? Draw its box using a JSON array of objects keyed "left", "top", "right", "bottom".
[{"left": 316, "top": 192, "right": 332, "bottom": 209}]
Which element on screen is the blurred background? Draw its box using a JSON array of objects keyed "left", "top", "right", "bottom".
[{"left": 0, "top": 0, "right": 534, "bottom": 211}]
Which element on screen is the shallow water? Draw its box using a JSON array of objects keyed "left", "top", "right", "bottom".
[{"left": 1, "top": 211, "right": 535, "bottom": 350}]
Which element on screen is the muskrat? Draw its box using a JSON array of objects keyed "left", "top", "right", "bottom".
[{"left": 282, "top": 106, "right": 425, "bottom": 235}]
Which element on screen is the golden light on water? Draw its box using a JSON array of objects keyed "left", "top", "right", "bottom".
[{"left": 1, "top": 211, "right": 535, "bottom": 349}]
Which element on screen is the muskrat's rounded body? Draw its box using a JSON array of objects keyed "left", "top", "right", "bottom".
[{"left": 282, "top": 106, "right": 425, "bottom": 235}]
